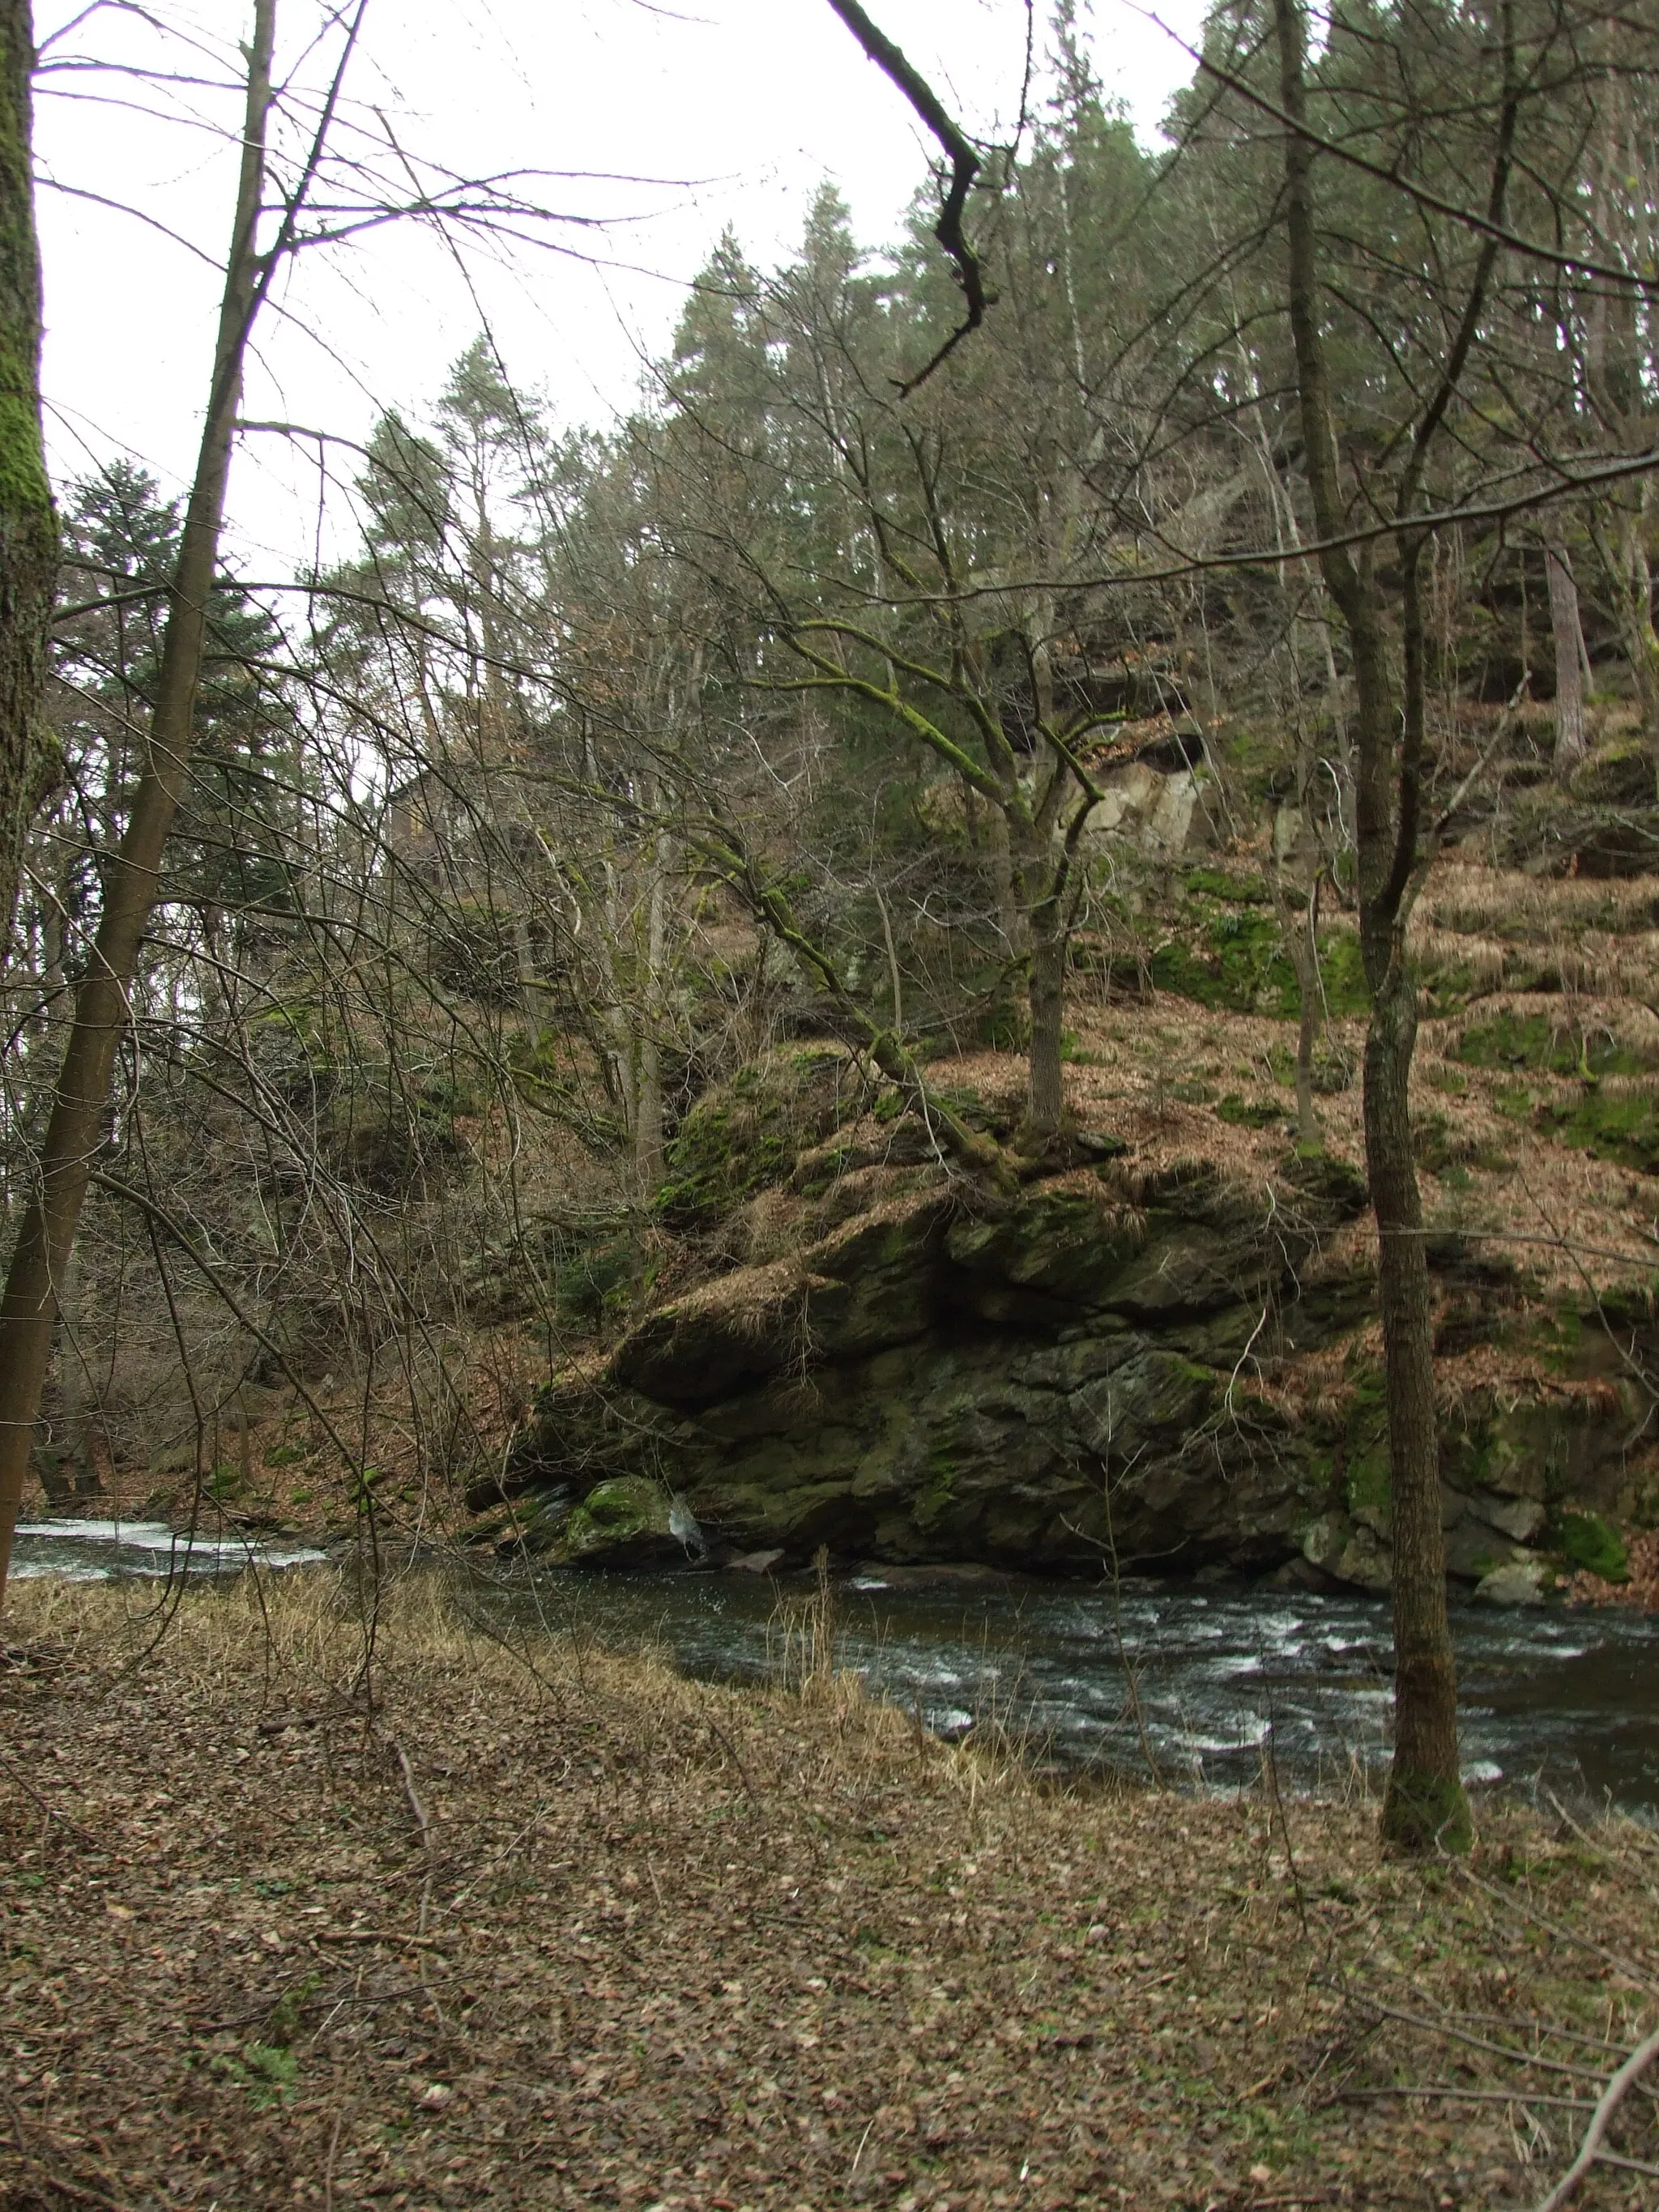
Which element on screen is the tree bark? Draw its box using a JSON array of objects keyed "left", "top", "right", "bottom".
[
  {"left": 0, "top": 0, "right": 276, "bottom": 1604},
  {"left": 0, "top": 0, "right": 56, "bottom": 958},
  {"left": 1023, "top": 924, "right": 1067, "bottom": 1149},
  {"left": 1290, "top": 892, "right": 1322, "bottom": 1149},
  {"left": 1273, "top": 0, "right": 1468, "bottom": 1852},
  {"left": 638, "top": 822, "right": 676, "bottom": 1193},
  {"left": 1364, "top": 949, "right": 1464, "bottom": 1846},
  {"left": 1619, "top": 518, "right": 1659, "bottom": 791},
  {"left": 1544, "top": 527, "right": 1588, "bottom": 778}
]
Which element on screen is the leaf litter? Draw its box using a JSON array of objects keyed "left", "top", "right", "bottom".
[{"left": 0, "top": 1573, "right": 1654, "bottom": 2211}]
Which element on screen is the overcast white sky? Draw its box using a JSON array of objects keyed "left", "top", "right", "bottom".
[{"left": 33, "top": 0, "right": 1205, "bottom": 576}]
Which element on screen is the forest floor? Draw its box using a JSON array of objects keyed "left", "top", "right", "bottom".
[{"left": 1, "top": 1575, "right": 1657, "bottom": 2212}]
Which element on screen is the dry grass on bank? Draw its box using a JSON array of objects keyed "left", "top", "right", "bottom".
[{"left": 0, "top": 1576, "right": 1657, "bottom": 2212}]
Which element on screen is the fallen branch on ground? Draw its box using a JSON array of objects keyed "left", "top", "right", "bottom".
[{"left": 1533, "top": 2025, "right": 1659, "bottom": 2210}]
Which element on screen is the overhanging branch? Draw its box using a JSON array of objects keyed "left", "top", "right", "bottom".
[{"left": 823, "top": 0, "right": 992, "bottom": 394}]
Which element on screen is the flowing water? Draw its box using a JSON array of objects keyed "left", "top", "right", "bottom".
[
  {"left": 15, "top": 1521, "right": 1659, "bottom": 1814},
  {"left": 11, "top": 1519, "right": 330, "bottom": 1582},
  {"left": 501, "top": 1564, "right": 1659, "bottom": 1816}
]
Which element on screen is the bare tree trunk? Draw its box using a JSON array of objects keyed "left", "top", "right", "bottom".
[
  {"left": 1622, "top": 521, "right": 1659, "bottom": 789},
  {"left": 633, "top": 829, "right": 672, "bottom": 1195},
  {"left": 0, "top": 1, "right": 276, "bottom": 1604},
  {"left": 1290, "top": 882, "right": 1323, "bottom": 1149},
  {"left": 1274, "top": 0, "right": 1468, "bottom": 1853},
  {"left": 1544, "top": 526, "right": 1588, "bottom": 778},
  {"left": 510, "top": 911, "right": 551, "bottom": 1033},
  {"left": 53, "top": 1241, "right": 99, "bottom": 1499},
  {"left": 1025, "top": 925, "right": 1067, "bottom": 1147},
  {"left": 987, "top": 806, "right": 1025, "bottom": 975},
  {"left": 0, "top": 0, "right": 57, "bottom": 958},
  {"left": 1364, "top": 950, "right": 1463, "bottom": 1842}
]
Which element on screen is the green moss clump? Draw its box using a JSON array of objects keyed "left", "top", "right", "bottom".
[
  {"left": 1551, "top": 1509, "right": 1628, "bottom": 1581},
  {"left": 1149, "top": 902, "right": 1369, "bottom": 1022},
  {"left": 1342, "top": 1366, "right": 1391, "bottom": 1522},
  {"left": 1382, "top": 1770, "right": 1473, "bottom": 1856},
  {"left": 1184, "top": 867, "right": 1268, "bottom": 904},
  {"left": 1215, "top": 1093, "right": 1281, "bottom": 1128},
  {"left": 1151, "top": 907, "right": 1299, "bottom": 1016},
  {"left": 1319, "top": 930, "right": 1371, "bottom": 1016},
  {"left": 555, "top": 1235, "right": 638, "bottom": 1326},
  {"left": 1534, "top": 1089, "right": 1659, "bottom": 1174}
]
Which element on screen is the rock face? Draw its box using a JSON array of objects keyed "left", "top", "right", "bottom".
[
  {"left": 488, "top": 1056, "right": 1653, "bottom": 1584},
  {"left": 501, "top": 1155, "right": 1368, "bottom": 1573}
]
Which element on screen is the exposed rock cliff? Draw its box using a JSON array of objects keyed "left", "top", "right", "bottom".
[{"left": 481, "top": 1050, "right": 1654, "bottom": 1593}]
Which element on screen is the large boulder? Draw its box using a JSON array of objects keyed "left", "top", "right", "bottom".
[
  {"left": 493, "top": 1130, "right": 1647, "bottom": 1585},
  {"left": 501, "top": 1160, "right": 1368, "bottom": 1575},
  {"left": 557, "top": 1476, "right": 682, "bottom": 1566}
]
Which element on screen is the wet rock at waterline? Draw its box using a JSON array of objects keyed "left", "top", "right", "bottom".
[
  {"left": 1473, "top": 1557, "right": 1555, "bottom": 1606},
  {"left": 484, "top": 1134, "right": 1651, "bottom": 1588}
]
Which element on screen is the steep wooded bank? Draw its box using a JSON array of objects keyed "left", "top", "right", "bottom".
[
  {"left": 10, "top": 0, "right": 1659, "bottom": 1869},
  {"left": 480, "top": 810, "right": 1659, "bottom": 1603}
]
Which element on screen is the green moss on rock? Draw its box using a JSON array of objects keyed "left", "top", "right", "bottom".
[
  {"left": 556, "top": 1476, "right": 680, "bottom": 1565},
  {"left": 1550, "top": 1508, "right": 1627, "bottom": 1581},
  {"left": 658, "top": 1046, "right": 873, "bottom": 1224}
]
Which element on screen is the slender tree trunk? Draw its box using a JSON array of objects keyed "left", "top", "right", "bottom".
[
  {"left": 987, "top": 807, "right": 1025, "bottom": 976},
  {"left": 0, "top": 0, "right": 56, "bottom": 958},
  {"left": 53, "top": 1240, "right": 98, "bottom": 1499},
  {"left": 634, "top": 830, "right": 672, "bottom": 1196},
  {"left": 1273, "top": 0, "right": 1467, "bottom": 1852},
  {"left": 1291, "top": 893, "right": 1322, "bottom": 1149},
  {"left": 1618, "top": 518, "right": 1659, "bottom": 789},
  {"left": 0, "top": 1, "right": 276, "bottom": 1604},
  {"left": 1024, "top": 924, "right": 1067, "bottom": 1148},
  {"left": 510, "top": 910, "right": 550, "bottom": 1033},
  {"left": 1364, "top": 949, "right": 1463, "bottom": 1844},
  {"left": 1544, "top": 527, "right": 1588, "bottom": 778}
]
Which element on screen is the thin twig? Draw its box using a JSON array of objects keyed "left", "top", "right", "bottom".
[
  {"left": 0, "top": 1746, "right": 102, "bottom": 1845},
  {"left": 1533, "top": 2025, "right": 1659, "bottom": 2212},
  {"left": 390, "top": 1739, "right": 437, "bottom": 1937},
  {"left": 1454, "top": 1865, "right": 1659, "bottom": 1998},
  {"left": 1337, "top": 2085, "right": 1593, "bottom": 2110},
  {"left": 1341, "top": 1990, "right": 1606, "bottom": 2079},
  {"left": 705, "top": 1715, "right": 761, "bottom": 1806},
  {"left": 322, "top": 2108, "right": 344, "bottom": 2212}
]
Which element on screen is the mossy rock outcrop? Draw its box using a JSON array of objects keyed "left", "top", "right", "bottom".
[
  {"left": 557, "top": 1476, "right": 682, "bottom": 1566},
  {"left": 501, "top": 1153, "right": 1383, "bottom": 1575},
  {"left": 495, "top": 1103, "right": 1653, "bottom": 1586}
]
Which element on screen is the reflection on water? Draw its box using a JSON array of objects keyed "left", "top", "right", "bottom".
[
  {"left": 484, "top": 1565, "right": 1659, "bottom": 1815},
  {"left": 11, "top": 1519, "right": 330, "bottom": 1582},
  {"left": 15, "top": 1521, "right": 1659, "bottom": 1815}
]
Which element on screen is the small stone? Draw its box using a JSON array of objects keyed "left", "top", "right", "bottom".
[
  {"left": 1299, "top": 1510, "right": 1353, "bottom": 1574},
  {"left": 1473, "top": 1557, "right": 1551, "bottom": 1606}
]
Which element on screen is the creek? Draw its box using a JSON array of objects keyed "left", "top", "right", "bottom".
[
  {"left": 11, "top": 1518, "right": 331, "bottom": 1581},
  {"left": 15, "top": 1521, "right": 1659, "bottom": 1815},
  {"left": 501, "top": 1564, "right": 1659, "bottom": 1817}
]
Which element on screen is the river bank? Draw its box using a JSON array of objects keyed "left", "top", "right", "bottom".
[
  {"left": 15, "top": 1524, "right": 1659, "bottom": 1810},
  {"left": 2, "top": 1574, "right": 1657, "bottom": 2210}
]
